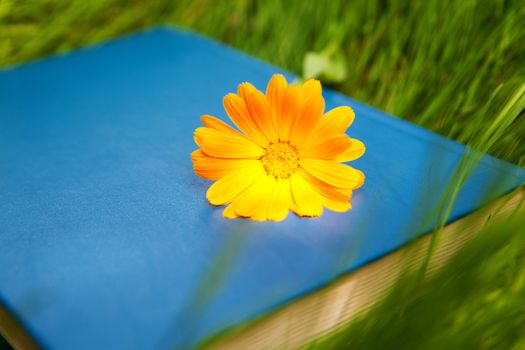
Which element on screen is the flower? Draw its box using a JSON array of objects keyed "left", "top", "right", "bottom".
[{"left": 192, "top": 74, "right": 365, "bottom": 221}]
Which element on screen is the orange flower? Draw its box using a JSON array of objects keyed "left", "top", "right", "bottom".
[{"left": 192, "top": 74, "right": 365, "bottom": 221}]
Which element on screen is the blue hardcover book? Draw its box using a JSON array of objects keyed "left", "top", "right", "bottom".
[{"left": 1, "top": 28, "right": 524, "bottom": 350}]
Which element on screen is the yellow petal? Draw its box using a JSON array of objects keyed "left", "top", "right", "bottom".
[
  {"left": 300, "top": 158, "right": 365, "bottom": 189},
  {"left": 238, "top": 82, "right": 278, "bottom": 143},
  {"left": 322, "top": 197, "right": 352, "bottom": 212},
  {"left": 194, "top": 127, "right": 264, "bottom": 159},
  {"left": 223, "top": 93, "right": 269, "bottom": 147},
  {"left": 206, "top": 162, "right": 264, "bottom": 205},
  {"left": 228, "top": 175, "right": 275, "bottom": 221},
  {"left": 266, "top": 178, "right": 292, "bottom": 221},
  {"left": 289, "top": 172, "right": 323, "bottom": 217},
  {"left": 334, "top": 138, "right": 366, "bottom": 162},
  {"left": 290, "top": 79, "right": 325, "bottom": 146},
  {"left": 223, "top": 203, "right": 239, "bottom": 218},
  {"left": 224, "top": 178, "right": 291, "bottom": 220},
  {"left": 300, "top": 134, "right": 352, "bottom": 159},
  {"left": 192, "top": 151, "right": 260, "bottom": 180}
]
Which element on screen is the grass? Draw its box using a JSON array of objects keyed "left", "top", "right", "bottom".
[
  {"left": 1, "top": 0, "right": 525, "bottom": 349},
  {"left": 307, "top": 210, "right": 525, "bottom": 350}
]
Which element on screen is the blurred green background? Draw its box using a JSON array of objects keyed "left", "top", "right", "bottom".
[
  {"left": 1, "top": 0, "right": 524, "bottom": 349},
  {"left": 2, "top": 0, "right": 524, "bottom": 165}
]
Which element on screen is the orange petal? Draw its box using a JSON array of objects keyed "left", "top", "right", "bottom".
[
  {"left": 289, "top": 172, "right": 323, "bottom": 217},
  {"left": 191, "top": 149, "right": 206, "bottom": 163},
  {"left": 223, "top": 93, "right": 269, "bottom": 147},
  {"left": 192, "top": 151, "right": 260, "bottom": 180},
  {"left": 266, "top": 74, "right": 288, "bottom": 126},
  {"left": 289, "top": 79, "right": 325, "bottom": 146},
  {"left": 316, "top": 106, "right": 355, "bottom": 136},
  {"left": 300, "top": 78, "right": 322, "bottom": 101},
  {"left": 297, "top": 170, "right": 352, "bottom": 213},
  {"left": 301, "top": 106, "right": 355, "bottom": 150},
  {"left": 206, "top": 162, "right": 264, "bottom": 205},
  {"left": 298, "top": 169, "right": 352, "bottom": 202},
  {"left": 194, "top": 127, "right": 264, "bottom": 159},
  {"left": 238, "top": 82, "right": 278, "bottom": 143},
  {"left": 277, "top": 85, "right": 301, "bottom": 141},
  {"left": 334, "top": 138, "right": 366, "bottom": 162},
  {"left": 300, "top": 158, "right": 365, "bottom": 189},
  {"left": 300, "top": 134, "right": 352, "bottom": 159},
  {"left": 201, "top": 115, "right": 242, "bottom": 137}
]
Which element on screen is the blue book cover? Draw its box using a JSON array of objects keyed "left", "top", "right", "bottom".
[{"left": 0, "top": 28, "right": 524, "bottom": 349}]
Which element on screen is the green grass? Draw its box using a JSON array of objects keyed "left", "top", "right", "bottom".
[
  {"left": 2, "top": 0, "right": 525, "bottom": 349},
  {"left": 307, "top": 210, "right": 525, "bottom": 350}
]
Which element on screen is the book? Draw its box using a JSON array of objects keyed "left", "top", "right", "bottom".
[{"left": 0, "top": 27, "right": 523, "bottom": 350}]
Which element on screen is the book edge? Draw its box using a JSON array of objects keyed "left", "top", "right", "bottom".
[{"left": 200, "top": 188, "right": 525, "bottom": 350}]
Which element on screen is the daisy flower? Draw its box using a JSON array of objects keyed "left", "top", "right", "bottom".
[{"left": 192, "top": 74, "right": 365, "bottom": 221}]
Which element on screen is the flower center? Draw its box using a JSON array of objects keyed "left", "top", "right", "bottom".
[{"left": 261, "top": 142, "right": 300, "bottom": 179}]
